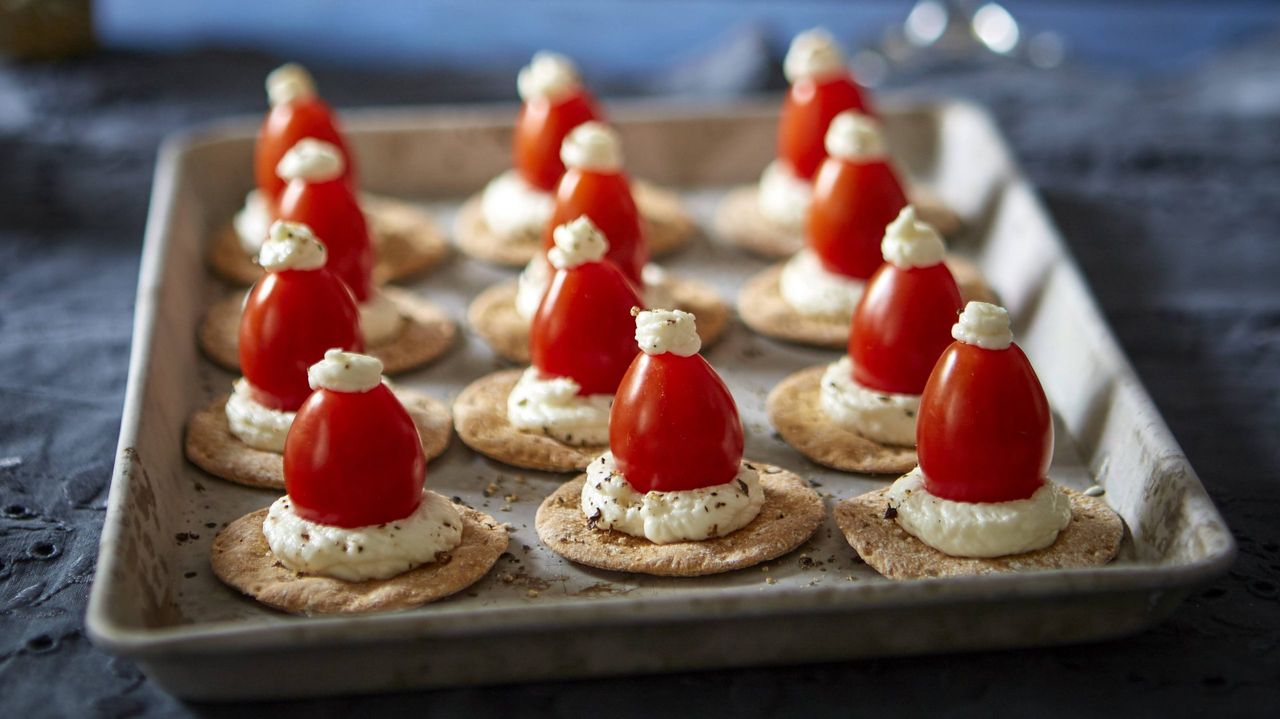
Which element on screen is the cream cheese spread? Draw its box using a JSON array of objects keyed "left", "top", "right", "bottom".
[
  {"left": 276, "top": 138, "right": 345, "bottom": 184},
  {"left": 881, "top": 205, "right": 945, "bottom": 269},
  {"left": 258, "top": 220, "right": 327, "bottom": 271},
  {"left": 358, "top": 291, "right": 405, "bottom": 348},
  {"left": 517, "top": 51, "right": 581, "bottom": 103},
  {"left": 479, "top": 169, "right": 554, "bottom": 241},
  {"left": 225, "top": 378, "right": 296, "bottom": 452},
  {"left": 778, "top": 248, "right": 865, "bottom": 317},
  {"left": 824, "top": 111, "right": 886, "bottom": 162},
  {"left": 308, "top": 349, "right": 384, "bottom": 393},
  {"left": 506, "top": 367, "right": 613, "bottom": 446},
  {"left": 634, "top": 308, "right": 700, "bottom": 356},
  {"left": 783, "top": 29, "right": 846, "bottom": 84},
  {"left": 266, "top": 63, "right": 316, "bottom": 106},
  {"left": 560, "top": 121, "right": 623, "bottom": 173},
  {"left": 952, "top": 301, "right": 1013, "bottom": 350},
  {"left": 757, "top": 159, "right": 812, "bottom": 230},
  {"left": 819, "top": 356, "right": 919, "bottom": 446}
]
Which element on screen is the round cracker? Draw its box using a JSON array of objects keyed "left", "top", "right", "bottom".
[
  {"left": 210, "top": 497, "right": 508, "bottom": 615},
  {"left": 714, "top": 185, "right": 963, "bottom": 260},
  {"left": 452, "top": 180, "right": 696, "bottom": 268},
  {"left": 737, "top": 258, "right": 995, "bottom": 349},
  {"left": 767, "top": 365, "right": 917, "bottom": 475},
  {"left": 466, "top": 277, "right": 729, "bottom": 364},
  {"left": 834, "top": 486, "right": 1124, "bottom": 580},
  {"left": 185, "top": 389, "right": 453, "bottom": 490},
  {"left": 452, "top": 370, "right": 605, "bottom": 473},
  {"left": 198, "top": 286, "right": 456, "bottom": 375},
  {"left": 206, "top": 194, "right": 448, "bottom": 286},
  {"left": 535, "top": 465, "right": 824, "bottom": 577}
]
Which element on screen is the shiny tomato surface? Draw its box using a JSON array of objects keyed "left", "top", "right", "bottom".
[
  {"left": 514, "top": 91, "right": 601, "bottom": 192},
  {"left": 609, "top": 354, "right": 744, "bottom": 492},
  {"left": 276, "top": 179, "right": 374, "bottom": 302},
  {"left": 255, "top": 98, "right": 353, "bottom": 204},
  {"left": 808, "top": 158, "right": 907, "bottom": 279},
  {"left": 531, "top": 262, "right": 643, "bottom": 396},
  {"left": 239, "top": 269, "right": 363, "bottom": 411},
  {"left": 849, "top": 263, "right": 963, "bottom": 395},
  {"left": 917, "top": 342, "right": 1054, "bottom": 503},
  {"left": 777, "top": 75, "right": 871, "bottom": 180},
  {"left": 543, "top": 170, "right": 646, "bottom": 286},
  {"left": 284, "top": 384, "right": 425, "bottom": 528}
]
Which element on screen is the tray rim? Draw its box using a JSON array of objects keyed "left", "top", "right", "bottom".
[{"left": 85, "top": 97, "right": 1236, "bottom": 659}]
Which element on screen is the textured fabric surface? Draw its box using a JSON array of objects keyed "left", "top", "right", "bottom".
[{"left": 1, "top": 33, "right": 1278, "bottom": 716}]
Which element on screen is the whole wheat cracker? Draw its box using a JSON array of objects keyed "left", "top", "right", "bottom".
[
  {"left": 834, "top": 486, "right": 1124, "bottom": 580},
  {"left": 206, "top": 194, "right": 448, "bottom": 286},
  {"left": 452, "top": 370, "right": 605, "bottom": 472},
  {"left": 185, "top": 389, "right": 453, "bottom": 490},
  {"left": 452, "top": 180, "right": 696, "bottom": 268},
  {"left": 199, "top": 286, "right": 456, "bottom": 375},
  {"left": 767, "top": 365, "right": 917, "bottom": 475},
  {"left": 466, "top": 277, "right": 730, "bottom": 364},
  {"left": 535, "top": 465, "right": 824, "bottom": 577},
  {"left": 210, "top": 497, "right": 507, "bottom": 614},
  {"left": 737, "top": 257, "right": 996, "bottom": 349}
]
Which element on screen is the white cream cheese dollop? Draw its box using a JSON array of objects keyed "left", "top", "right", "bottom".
[
  {"left": 506, "top": 367, "right": 613, "bottom": 446},
  {"left": 258, "top": 220, "right": 327, "bottom": 271},
  {"left": 953, "top": 301, "right": 1013, "bottom": 350},
  {"left": 580, "top": 452, "right": 764, "bottom": 544},
  {"left": 561, "top": 121, "right": 623, "bottom": 173},
  {"left": 358, "top": 291, "right": 406, "bottom": 347},
  {"left": 266, "top": 63, "right": 316, "bottom": 107},
  {"left": 263, "top": 491, "right": 463, "bottom": 581},
  {"left": 514, "top": 257, "right": 672, "bottom": 320},
  {"left": 308, "top": 349, "right": 384, "bottom": 393},
  {"left": 881, "top": 205, "right": 946, "bottom": 269},
  {"left": 517, "top": 51, "right": 581, "bottom": 103},
  {"left": 825, "top": 111, "right": 886, "bottom": 162},
  {"left": 635, "top": 308, "right": 700, "bottom": 356},
  {"left": 225, "top": 378, "right": 295, "bottom": 452},
  {"left": 783, "top": 28, "right": 846, "bottom": 84},
  {"left": 820, "top": 356, "right": 919, "bottom": 447},
  {"left": 779, "top": 248, "right": 865, "bottom": 317},
  {"left": 276, "top": 138, "right": 345, "bottom": 184},
  {"left": 547, "top": 216, "right": 608, "bottom": 269},
  {"left": 234, "top": 190, "right": 273, "bottom": 254},
  {"left": 757, "top": 159, "right": 812, "bottom": 230},
  {"left": 479, "top": 170, "right": 554, "bottom": 241},
  {"left": 887, "top": 467, "right": 1072, "bottom": 558}
]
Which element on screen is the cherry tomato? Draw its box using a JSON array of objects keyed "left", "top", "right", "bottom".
[
  {"left": 531, "top": 262, "right": 643, "bottom": 396},
  {"left": 514, "top": 91, "right": 601, "bottom": 192},
  {"left": 609, "top": 354, "right": 744, "bottom": 492},
  {"left": 849, "top": 263, "right": 963, "bottom": 395},
  {"left": 284, "top": 383, "right": 425, "bottom": 528},
  {"left": 916, "top": 342, "right": 1054, "bottom": 503},
  {"left": 240, "top": 268, "right": 364, "bottom": 411},
  {"left": 777, "top": 75, "right": 871, "bottom": 180},
  {"left": 808, "top": 158, "right": 907, "bottom": 279},
  {"left": 277, "top": 178, "right": 374, "bottom": 303},
  {"left": 255, "top": 97, "right": 354, "bottom": 205},
  {"left": 543, "top": 170, "right": 646, "bottom": 286}
]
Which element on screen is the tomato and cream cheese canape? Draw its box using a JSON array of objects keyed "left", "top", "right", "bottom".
[
  {"left": 209, "top": 63, "right": 445, "bottom": 285},
  {"left": 187, "top": 221, "right": 452, "bottom": 489},
  {"left": 768, "top": 207, "right": 962, "bottom": 473},
  {"left": 468, "top": 123, "right": 727, "bottom": 363},
  {"left": 455, "top": 217, "right": 641, "bottom": 472},
  {"left": 211, "top": 350, "right": 506, "bottom": 615},
  {"left": 455, "top": 52, "right": 694, "bottom": 266},
  {"left": 536, "top": 310, "right": 824, "bottom": 577},
  {"left": 835, "top": 302, "right": 1124, "bottom": 579}
]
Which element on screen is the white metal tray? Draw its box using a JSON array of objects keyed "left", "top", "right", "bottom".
[{"left": 86, "top": 99, "right": 1234, "bottom": 700}]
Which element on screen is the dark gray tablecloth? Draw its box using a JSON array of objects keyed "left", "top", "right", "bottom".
[{"left": 1, "top": 35, "right": 1278, "bottom": 717}]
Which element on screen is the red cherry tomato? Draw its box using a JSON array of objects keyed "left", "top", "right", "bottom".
[
  {"left": 849, "top": 263, "right": 963, "bottom": 395},
  {"left": 777, "top": 75, "right": 871, "bottom": 180},
  {"left": 284, "top": 383, "right": 425, "bottom": 528},
  {"left": 239, "top": 269, "right": 364, "bottom": 411},
  {"left": 276, "top": 178, "right": 374, "bottom": 302},
  {"left": 543, "top": 170, "right": 647, "bottom": 286},
  {"left": 531, "top": 262, "right": 643, "bottom": 396},
  {"left": 916, "top": 342, "right": 1054, "bottom": 503},
  {"left": 514, "top": 90, "right": 601, "bottom": 192},
  {"left": 255, "top": 97, "right": 354, "bottom": 205},
  {"left": 808, "top": 158, "right": 907, "bottom": 279},
  {"left": 609, "top": 354, "right": 744, "bottom": 492}
]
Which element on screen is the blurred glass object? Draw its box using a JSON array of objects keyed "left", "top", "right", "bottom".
[{"left": 0, "top": 0, "right": 94, "bottom": 60}]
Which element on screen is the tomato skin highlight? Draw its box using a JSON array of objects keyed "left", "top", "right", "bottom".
[
  {"left": 609, "top": 354, "right": 745, "bottom": 492},
  {"left": 276, "top": 178, "right": 374, "bottom": 303},
  {"left": 284, "top": 384, "right": 426, "bottom": 528},
  {"left": 849, "top": 263, "right": 964, "bottom": 395},
  {"left": 808, "top": 158, "right": 908, "bottom": 279},
  {"left": 514, "top": 91, "right": 601, "bottom": 192},
  {"left": 777, "top": 75, "right": 871, "bottom": 180},
  {"left": 530, "top": 262, "right": 643, "bottom": 396},
  {"left": 255, "top": 98, "right": 354, "bottom": 205},
  {"left": 543, "top": 170, "right": 647, "bottom": 286},
  {"left": 239, "top": 268, "right": 364, "bottom": 411},
  {"left": 916, "top": 342, "right": 1054, "bottom": 503}
]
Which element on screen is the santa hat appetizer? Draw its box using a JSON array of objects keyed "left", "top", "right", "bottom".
[
  {"left": 187, "top": 222, "right": 453, "bottom": 489},
  {"left": 210, "top": 63, "right": 445, "bottom": 286},
  {"left": 834, "top": 302, "right": 1123, "bottom": 579},
  {"left": 469, "top": 124, "right": 727, "bottom": 364},
  {"left": 455, "top": 217, "right": 643, "bottom": 472},
  {"left": 768, "top": 207, "right": 963, "bottom": 473},
  {"left": 536, "top": 309, "right": 824, "bottom": 577},
  {"left": 210, "top": 350, "right": 506, "bottom": 615},
  {"left": 455, "top": 52, "right": 694, "bottom": 266}
]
